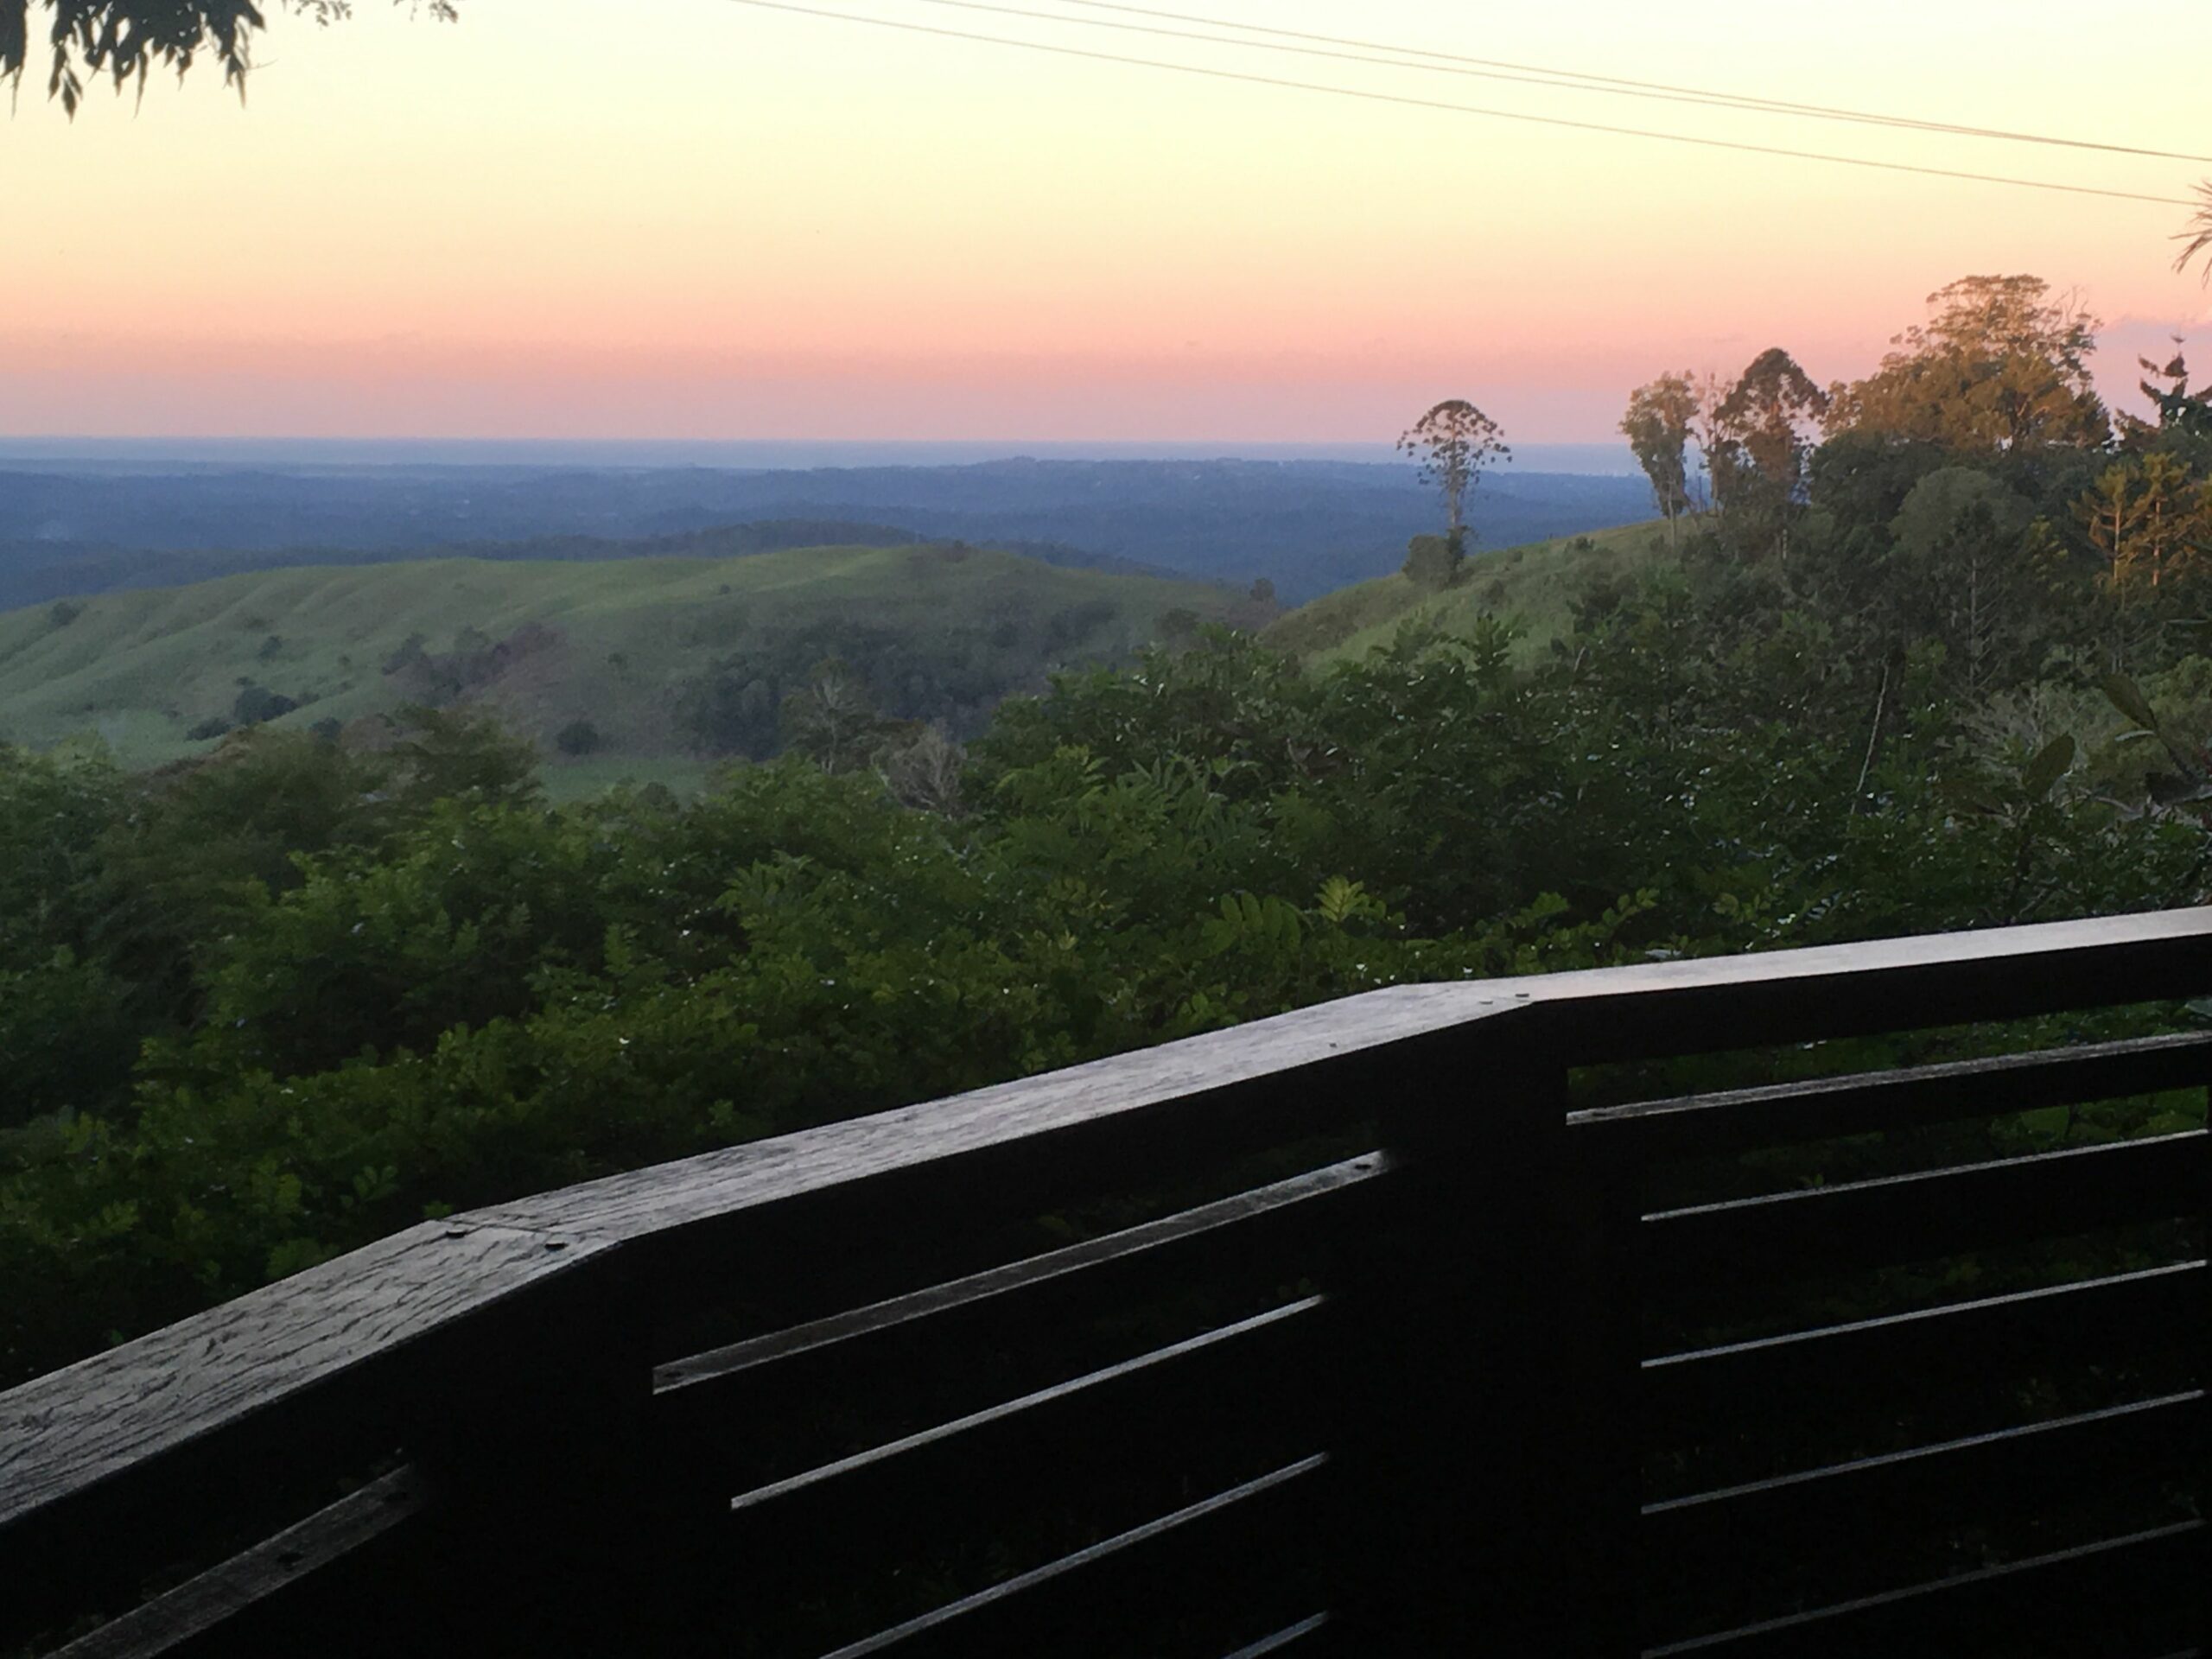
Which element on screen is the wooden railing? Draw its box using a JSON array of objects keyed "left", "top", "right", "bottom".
[{"left": 3, "top": 909, "right": 2209, "bottom": 1656}]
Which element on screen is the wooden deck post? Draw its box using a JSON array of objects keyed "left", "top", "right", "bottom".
[
  {"left": 403, "top": 1243, "right": 669, "bottom": 1655},
  {"left": 1332, "top": 1013, "right": 1638, "bottom": 1654}
]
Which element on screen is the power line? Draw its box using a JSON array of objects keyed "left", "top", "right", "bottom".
[
  {"left": 724, "top": 0, "right": 2198, "bottom": 208},
  {"left": 1047, "top": 0, "right": 2212, "bottom": 167}
]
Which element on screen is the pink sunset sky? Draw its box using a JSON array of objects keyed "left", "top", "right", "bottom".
[{"left": 5, "top": 0, "right": 2212, "bottom": 444}]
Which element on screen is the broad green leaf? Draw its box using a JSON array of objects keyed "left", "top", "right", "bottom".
[
  {"left": 2101, "top": 672, "right": 2160, "bottom": 732},
  {"left": 2022, "top": 734, "right": 2075, "bottom": 801}
]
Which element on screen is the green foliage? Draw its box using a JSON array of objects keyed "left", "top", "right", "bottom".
[
  {"left": 231, "top": 682, "right": 296, "bottom": 725},
  {"left": 1157, "top": 607, "right": 1202, "bottom": 645},
  {"left": 555, "top": 718, "right": 603, "bottom": 757},
  {"left": 1402, "top": 533, "right": 1464, "bottom": 592}
]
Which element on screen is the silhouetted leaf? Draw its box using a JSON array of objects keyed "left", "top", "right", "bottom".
[
  {"left": 2022, "top": 734, "right": 2075, "bottom": 801},
  {"left": 2101, "top": 672, "right": 2160, "bottom": 732}
]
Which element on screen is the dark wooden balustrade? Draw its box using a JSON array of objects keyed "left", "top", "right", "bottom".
[{"left": 3, "top": 909, "right": 2209, "bottom": 1656}]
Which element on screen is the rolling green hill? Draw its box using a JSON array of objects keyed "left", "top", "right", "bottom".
[
  {"left": 1266, "top": 520, "right": 1669, "bottom": 664},
  {"left": 0, "top": 543, "right": 1255, "bottom": 788}
]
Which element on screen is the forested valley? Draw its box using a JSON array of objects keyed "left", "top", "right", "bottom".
[{"left": 8, "top": 275, "right": 2212, "bottom": 1388}]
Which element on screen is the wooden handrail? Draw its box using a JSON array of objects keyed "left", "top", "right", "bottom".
[
  {"left": 12, "top": 908, "right": 2206, "bottom": 1531},
  {"left": 4, "top": 905, "right": 2209, "bottom": 1656}
]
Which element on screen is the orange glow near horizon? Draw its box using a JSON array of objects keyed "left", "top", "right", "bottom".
[{"left": 5, "top": 0, "right": 2212, "bottom": 442}]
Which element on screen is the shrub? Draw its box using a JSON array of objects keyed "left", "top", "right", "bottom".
[
  {"left": 381, "top": 634, "right": 428, "bottom": 676},
  {"left": 1402, "top": 533, "right": 1465, "bottom": 591},
  {"left": 232, "top": 683, "right": 299, "bottom": 726},
  {"left": 555, "top": 719, "right": 603, "bottom": 757}
]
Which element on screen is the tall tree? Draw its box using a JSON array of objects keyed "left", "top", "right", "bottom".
[
  {"left": 2075, "top": 452, "right": 2209, "bottom": 672},
  {"left": 1397, "top": 399, "right": 1510, "bottom": 547},
  {"left": 1885, "top": 468, "right": 2044, "bottom": 697},
  {"left": 2079, "top": 452, "right": 2210, "bottom": 594},
  {"left": 1826, "top": 276, "right": 2107, "bottom": 454},
  {"left": 1710, "top": 348, "right": 1827, "bottom": 555},
  {"left": 3, "top": 1, "right": 454, "bottom": 112},
  {"left": 1619, "top": 372, "right": 1700, "bottom": 544},
  {"left": 780, "top": 658, "right": 906, "bottom": 774}
]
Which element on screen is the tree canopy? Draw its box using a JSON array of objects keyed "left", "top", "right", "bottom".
[
  {"left": 1397, "top": 399, "right": 1510, "bottom": 543},
  {"left": 1620, "top": 372, "right": 1700, "bottom": 542},
  {"left": 3, "top": 0, "right": 454, "bottom": 111},
  {"left": 1826, "top": 276, "right": 2107, "bottom": 454}
]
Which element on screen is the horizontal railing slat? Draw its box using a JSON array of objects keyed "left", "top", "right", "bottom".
[
  {"left": 1643, "top": 1390, "right": 2204, "bottom": 1593},
  {"left": 719, "top": 1296, "right": 1324, "bottom": 1566},
  {"left": 1570, "top": 1033, "right": 2212, "bottom": 1161},
  {"left": 820, "top": 1454, "right": 1330, "bottom": 1659},
  {"left": 654, "top": 1156, "right": 1383, "bottom": 1482},
  {"left": 48, "top": 1469, "right": 424, "bottom": 1659},
  {"left": 1643, "top": 1131, "right": 2209, "bottom": 1293},
  {"left": 1644, "top": 1519, "right": 2209, "bottom": 1657},
  {"left": 674, "top": 1295, "right": 1333, "bottom": 1656},
  {"left": 660, "top": 1154, "right": 1382, "bottom": 1394},
  {"left": 1642, "top": 1261, "right": 2207, "bottom": 1449},
  {"left": 1220, "top": 1613, "right": 1331, "bottom": 1656}
]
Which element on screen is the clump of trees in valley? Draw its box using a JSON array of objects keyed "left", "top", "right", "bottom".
[{"left": 8, "top": 270, "right": 2212, "bottom": 1388}]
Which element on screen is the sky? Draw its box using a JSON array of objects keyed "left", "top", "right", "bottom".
[{"left": 4, "top": 0, "right": 2212, "bottom": 444}]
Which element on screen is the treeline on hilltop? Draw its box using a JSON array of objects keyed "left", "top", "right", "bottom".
[{"left": 7, "top": 272, "right": 2212, "bottom": 1386}]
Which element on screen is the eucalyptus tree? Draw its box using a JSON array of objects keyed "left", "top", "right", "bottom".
[{"left": 1620, "top": 372, "right": 1700, "bottom": 545}]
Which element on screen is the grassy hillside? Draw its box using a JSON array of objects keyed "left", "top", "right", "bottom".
[
  {"left": 0, "top": 543, "right": 1254, "bottom": 772},
  {"left": 0, "top": 518, "right": 1182, "bottom": 614},
  {"left": 1267, "top": 520, "right": 1669, "bottom": 664}
]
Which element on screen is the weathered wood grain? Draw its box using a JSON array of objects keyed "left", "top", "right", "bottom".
[
  {"left": 474, "top": 982, "right": 1509, "bottom": 1244},
  {"left": 0, "top": 1223, "right": 611, "bottom": 1573}
]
